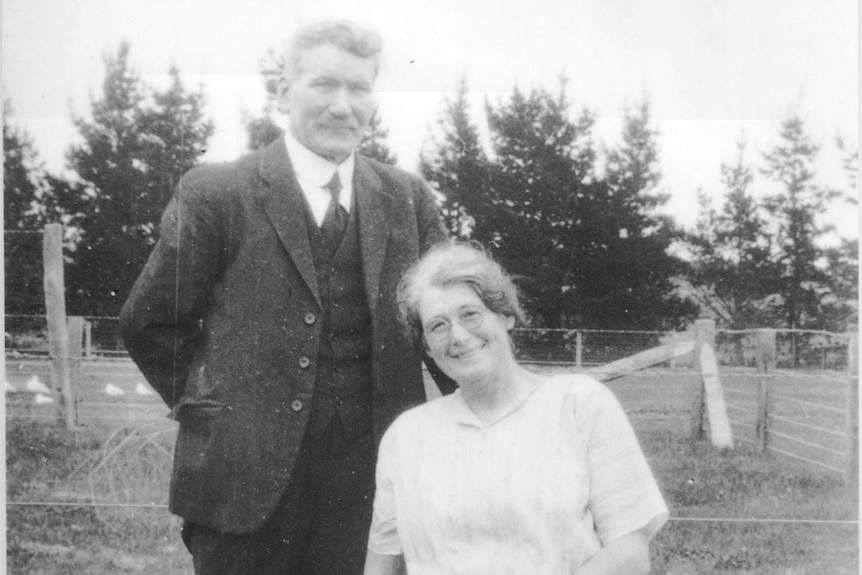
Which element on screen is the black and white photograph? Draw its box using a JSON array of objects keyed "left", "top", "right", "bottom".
[{"left": 4, "top": 0, "right": 858, "bottom": 573}]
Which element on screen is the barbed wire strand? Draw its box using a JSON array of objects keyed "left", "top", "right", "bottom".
[
  {"left": 6, "top": 313, "right": 122, "bottom": 321},
  {"left": 725, "top": 426, "right": 849, "bottom": 473},
  {"left": 768, "top": 414, "right": 848, "bottom": 438},
  {"left": 765, "top": 445, "right": 847, "bottom": 474},
  {"left": 729, "top": 420, "right": 756, "bottom": 432},
  {"left": 5, "top": 361, "right": 853, "bottom": 383},
  {"left": 726, "top": 403, "right": 758, "bottom": 416},
  {"left": 7, "top": 314, "right": 856, "bottom": 336},
  {"left": 767, "top": 430, "right": 847, "bottom": 458},
  {"left": 723, "top": 388, "right": 759, "bottom": 399},
  {"left": 770, "top": 394, "right": 848, "bottom": 415}
]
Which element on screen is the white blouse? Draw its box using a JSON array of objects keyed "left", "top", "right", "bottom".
[{"left": 367, "top": 374, "right": 668, "bottom": 575}]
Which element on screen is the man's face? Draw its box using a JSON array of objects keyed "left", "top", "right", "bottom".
[{"left": 279, "top": 44, "right": 377, "bottom": 163}]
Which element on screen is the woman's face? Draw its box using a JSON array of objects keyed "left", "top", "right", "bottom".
[{"left": 418, "top": 282, "right": 515, "bottom": 385}]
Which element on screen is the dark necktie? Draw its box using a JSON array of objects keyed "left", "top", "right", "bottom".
[{"left": 320, "top": 171, "right": 348, "bottom": 249}]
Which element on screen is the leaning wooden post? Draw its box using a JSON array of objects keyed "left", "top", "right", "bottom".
[
  {"left": 42, "top": 224, "right": 76, "bottom": 429},
  {"left": 690, "top": 319, "right": 715, "bottom": 441},
  {"left": 847, "top": 333, "right": 858, "bottom": 489},
  {"left": 755, "top": 329, "right": 776, "bottom": 452}
]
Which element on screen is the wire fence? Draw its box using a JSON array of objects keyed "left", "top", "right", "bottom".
[
  {"left": 723, "top": 368, "right": 853, "bottom": 475},
  {"left": 6, "top": 315, "right": 854, "bottom": 369},
  {"left": 716, "top": 328, "right": 852, "bottom": 371},
  {"left": 6, "top": 323, "right": 857, "bottom": 573},
  {"left": 6, "top": 318, "right": 856, "bottom": 475},
  {"left": 6, "top": 314, "right": 126, "bottom": 358}
]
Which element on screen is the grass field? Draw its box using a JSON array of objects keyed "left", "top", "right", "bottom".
[{"left": 6, "top": 358, "right": 859, "bottom": 574}]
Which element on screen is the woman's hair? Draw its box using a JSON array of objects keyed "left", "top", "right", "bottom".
[{"left": 397, "top": 240, "right": 526, "bottom": 348}]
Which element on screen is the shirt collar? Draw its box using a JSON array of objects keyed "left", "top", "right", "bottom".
[
  {"left": 284, "top": 130, "right": 355, "bottom": 191},
  {"left": 449, "top": 389, "right": 484, "bottom": 427}
]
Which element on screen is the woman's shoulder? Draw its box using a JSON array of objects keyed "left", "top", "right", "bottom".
[
  {"left": 541, "top": 373, "right": 610, "bottom": 398},
  {"left": 534, "top": 373, "right": 623, "bottom": 415}
]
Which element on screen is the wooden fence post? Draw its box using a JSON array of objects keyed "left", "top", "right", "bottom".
[
  {"left": 847, "top": 333, "right": 858, "bottom": 488},
  {"left": 690, "top": 319, "right": 715, "bottom": 441},
  {"left": 84, "top": 320, "right": 93, "bottom": 358},
  {"left": 575, "top": 331, "right": 583, "bottom": 369},
  {"left": 42, "top": 224, "right": 76, "bottom": 429},
  {"left": 756, "top": 329, "right": 776, "bottom": 452},
  {"left": 67, "top": 316, "right": 84, "bottom": 426}
]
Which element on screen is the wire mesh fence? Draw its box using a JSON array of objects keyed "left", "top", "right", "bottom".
[
  {"left": 6, "top": 315, "right": 126, "bottom": 358},
  {"left": 5, "top": 315, "right": 855, "bottom": 371},
  {"left": 723, "top": 368, "right": 853, "bottom": 474},
  {"left": 716, "top": 329, "right": 852, "bottom": 371}
]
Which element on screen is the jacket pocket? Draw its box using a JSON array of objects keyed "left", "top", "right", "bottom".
[
  {"left": 170, "top": 398, "right": 229, "bottom": 421},
  {"left": 172, "top": 399, "right": 229, "bottom": 478}
]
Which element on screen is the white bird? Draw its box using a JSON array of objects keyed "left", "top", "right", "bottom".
[
  {"left": 105, "top": 383, "right": 125, "bottom": 396},
  {"left": 134, "top": 383, "right": 154, "bottom": 396},
  {"left": 5, "top": 381, "right": 17, "bottom": 393},
  {"left": 34, "top": 393, "right": 54, "bottom": 404},
  {"left": 25, "top": 375, "right": 51, "bottom": 394}
]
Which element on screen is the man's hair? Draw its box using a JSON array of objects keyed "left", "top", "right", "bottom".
[{"left": 283, "top": 19, "right": 382, "bottom": 81}]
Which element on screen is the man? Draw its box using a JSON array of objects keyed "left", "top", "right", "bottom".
[{"left": 120, "top": 20, "right": 453, "bottom": 574}]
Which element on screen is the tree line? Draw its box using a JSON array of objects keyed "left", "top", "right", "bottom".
[{"left": 5, "top": 43, "right": 858, "bottom": 334}]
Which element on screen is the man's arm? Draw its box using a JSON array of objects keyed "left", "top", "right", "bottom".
[
  {"left": 410, "top": 176, "right": 458, "bottom": 395},
  {"left": 119, "top": 174, "right": 224, "bottom": 408},
  {"left": 411, "top": 176, "right": 449, "bottom": 250}
]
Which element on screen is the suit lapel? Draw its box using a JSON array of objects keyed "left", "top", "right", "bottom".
[
  {"left": 354, "top": 157, "right": 392, "bottom": 317},
  {"left": 257, "top": 138, "right": 321, "bottom": 307}
]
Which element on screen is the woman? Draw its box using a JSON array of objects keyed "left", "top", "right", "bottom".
[{"left": 364, "top": 241, "right": 668, "bottom": 575}]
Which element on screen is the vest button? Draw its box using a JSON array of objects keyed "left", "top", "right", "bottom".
[
  {"left": 298, "top": 356, "right": 310, "bottom": 368},
  {"left": 290, "top": 399, "right": 303, "bottom": 412},
  {"left": 304, "top": 313, "right": 316, "bottom": 325}
]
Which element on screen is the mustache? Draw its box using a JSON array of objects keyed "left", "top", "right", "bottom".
[{"left": 319, "top": 121, "right": 358, "bottom": 130}]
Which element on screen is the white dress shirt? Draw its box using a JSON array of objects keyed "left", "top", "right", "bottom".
[{"left": 284, "top": 131, "right": 354, "bottom": 227}]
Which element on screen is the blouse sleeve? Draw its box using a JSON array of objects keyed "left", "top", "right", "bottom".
[
  {"left": 578, "top": 381, "right": 669, "bottom": 545},
  {"left": 367, "top": 425, "right": 404, "bottom": 555}
]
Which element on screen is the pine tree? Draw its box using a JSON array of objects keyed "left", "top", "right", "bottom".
[
  {"left": 483, "top": 79, "right": 598, "bottom": 328},
  {"left": 588, "top": 99, "right": 697, "bottom": 331},
  {"left": 4, "top": 105, "right": 42, "bottom": 232},
  {"left": 760, "top": 113, "right": 842, "bottom": 330},
  {"left": 65, "top": 43, "right": 213, "bottom": 316},
  {"left": 5, "top": 103, "right": 51, "bottom": 316},
  {"left": 686, "top": 117, "right": 856, "bottom": 332},
  {"left": 245, "top": 113, "right": 283, "bottom": 151},
  {"left": 357, "top": 113, "right": 397, "bottom": 165},
  {"left": 420, "top": 77, "right": 489, "bottom": 237},
  {"left": 685, "top": 138, "right": 781, "bottom": 328}
]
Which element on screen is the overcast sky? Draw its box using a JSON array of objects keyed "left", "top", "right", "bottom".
[{"left": 3, "top": 0, "right": 858, "bottom": 238}]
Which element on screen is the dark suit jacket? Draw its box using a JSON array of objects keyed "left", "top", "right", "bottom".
[{"left": 119, "top": 138, "right": 452, "bottom": 533}]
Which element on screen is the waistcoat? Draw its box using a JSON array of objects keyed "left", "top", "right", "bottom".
[{"left": 305, "top": 202, "right": 373, "bottom": 440}]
